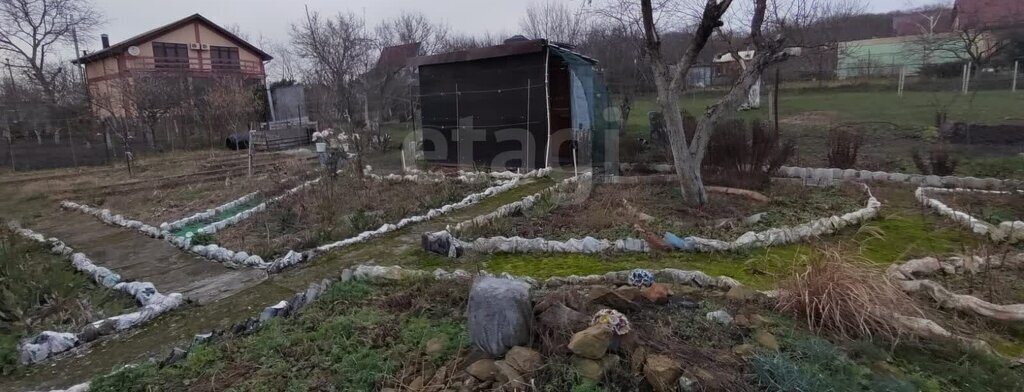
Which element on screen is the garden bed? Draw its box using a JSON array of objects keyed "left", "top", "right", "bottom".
[
  {"left": 80, "top": 158, "right": 314, "bottom": 225},
  {"left": 84, "top": 266, "right": 1024, "bottom": 392},
  {"left": 461, "top": 180, "right": 866, "bottom": 242},
  {"left": 213, "top": 175, "right": 492, "bottom": 259},
  {"left": 928, "top": 190, "right": 1024, "bottom": 226},
  {"left": 0, "top": 228, "right": 137, "bottom": 374}
]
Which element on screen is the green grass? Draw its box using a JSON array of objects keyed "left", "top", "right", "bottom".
[
  {"left": 626, "top": 90, "right": 1024, "bottom": 136},
  {"left": 753, "top": 319, "right": 1024, "bottom": 392},
  {"left": 90, "top": 280, "right": 470, "bottom": 391},
  {"left": 0, "top": 229, "right": 138, "bottom": 376}
]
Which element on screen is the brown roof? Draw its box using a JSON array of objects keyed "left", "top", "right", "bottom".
[
  {"left": 954, "top": 0, "right": 1024, "bottom": 29},
  {"left": 376, "top": 42, "right": 421, "bottom": 69},
  {"left": 408, "top": 39, "right": 549, "bottom": 67},
  {"left": 72, "top": 13, "right": 272, "bottom": 64}
]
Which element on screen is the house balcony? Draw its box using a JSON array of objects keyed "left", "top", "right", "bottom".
[{"left": 124, "top": 56, "right": 264, "bottom": 79}]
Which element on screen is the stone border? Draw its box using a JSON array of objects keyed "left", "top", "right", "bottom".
[
  {"left": 620, "top": 163, "right": 1023, "bottom": 190},
  {"left": 60, "top": 200, "right": 270, "bottom": 268},
  {"left": 175, "top": 178, "right": 322, "bottom": 237},
  {"left": 160, "top": 191, "right": 260, "bottom": 233},
  {"left": 915, "top": 187, "right": 1024, "bottom": 243},
  {"left": 265, "top": 168, "right": 552, "bottom": 272},
  {"left": 432, "top": 176, "right": 880, "bottom": 255},
  {"left": 888, "top": 254, "right": 1024, "bottom": 322},
  {"left": 6, "top": 223, "right": 184, "bottom": 366}
]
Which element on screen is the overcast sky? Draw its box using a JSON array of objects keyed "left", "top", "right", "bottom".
[{"left": 85, "top": 0, "right": 941, "bottom": 55}]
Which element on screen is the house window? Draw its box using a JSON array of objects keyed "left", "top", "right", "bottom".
[
  {"left": 152, "top": 42, "right": 189, "bottom": 69},
  {"left": 210, "top": 46, "right": 240, "bottom": 71}
]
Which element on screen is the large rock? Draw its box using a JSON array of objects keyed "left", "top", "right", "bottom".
[
  {"left": 572, "top": 356, "right": 603, "bottom": 381},
  {"left": 505, "top": 346, "right": 542, "bottom": 376},
  {"left": 725, "top": 285, "right": 761, "bottom": 302},
  {"left": 568, "top": 325, "right": 613, "bottom": 359},
  {"left": 589, "top": 286, "right": 640, "bottom": 312},
  {"left": 466, "top": 359, "right": 499, "bottom": 381},
  {"left": 644, "top": 354, "right": 683, "bottom": 392},
  {"left": 641, "top": 283, "right": 672, "bottom": 304},
  {"left": 494, "top": 360, "right": 525, "bottom": 387},
  {"left": 469, "top": 277, "right": 533, "bottom": 356}
]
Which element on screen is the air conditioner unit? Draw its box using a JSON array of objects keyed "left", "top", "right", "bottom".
[
  {"left": 200, "top": 43, "right": 210, "bottom": 50},
  {"left": 189, "top": 42, "right": 201, "bottom": 50}
]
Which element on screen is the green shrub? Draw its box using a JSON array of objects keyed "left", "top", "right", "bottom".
[{"left": 190, "top": 231, "right": 215, "bottom": 246}]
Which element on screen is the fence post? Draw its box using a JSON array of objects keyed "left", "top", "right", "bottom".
[
  {"left": 247, "top": 128, "right": 254, "bottom": 177},
  {"left": 1013, "top": 60, "right": 1019, "bottom": 93},
  {"left": 897, "top": 66, "right": 906, "bottom": 97},
  {"left": 66, "top": 119, "right": 78, "bottom": 168},
  {"left": 4, "top": 122, "right": 14, "bottom": 171}
]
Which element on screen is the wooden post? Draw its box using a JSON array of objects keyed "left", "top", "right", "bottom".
[
  {"left": 247, "top": 129, "right": 254, "bottom": 177},
  {"left": 5, "top": 122, "right": 14, "bottom": 171},
  {"left": 525, "top": 78, "right": 531, "bottom": 171},
  {"left": 1013, "top": 60, "right": 1019, "bottom": 93},
  {"left": 897, "top": 66, "right": 906, "bottom": 97},
  {"left": 961, "top": 63, "right": 968, "bottom": 94},
  {"left": 66, "top": 119, "right": 78, "bottom": 168}
]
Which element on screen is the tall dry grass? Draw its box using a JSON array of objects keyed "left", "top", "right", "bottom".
[{"left": 776, "top": 249, "right": 924, "bottom": 341}]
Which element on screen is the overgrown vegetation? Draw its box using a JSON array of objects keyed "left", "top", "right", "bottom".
[
  {"left": 89, "top": 279, "right": 470, "bottom": 391},
  {"left": 826, "top": 126, "right": 864, "bottom": 169},
  {"left": 911, "top": 143, "right": 960, "bottom": 176},
  {"left": 775, "top": 249, "right": 923, "bottom": 340},
  {"left": 704, "top": 119, "right": 796, "bottom": 190},
  {"left": 0, "top": 229, "right": 137, "bottom": 376}
]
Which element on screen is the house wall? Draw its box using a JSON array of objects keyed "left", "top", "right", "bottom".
[
  {"left": 837, "top": 34, "right": 966, "bottom": 79},
  {"left": 81, "top": 19, "right": 268, "bottom": 117}
]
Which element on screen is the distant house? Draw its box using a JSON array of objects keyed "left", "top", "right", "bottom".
[
  {"left": 72, "top": 14, "right": 273, "bottom": 116},
  {"left": 410, "top": 39, "right": 613, "bottom": 171},
  {"left": 953, "top": 0, "right": 1024, "bottom": 30},
  {"left": 836, "top": 35, "right": 965, "bottom": 79}
]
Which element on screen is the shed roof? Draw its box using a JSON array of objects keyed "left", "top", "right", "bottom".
[
  {"left": 72, "top": 13, "right": 272, "bottom": 65},
  {"left": 408, "top": 39, "right": 596, "bottom": 68}
]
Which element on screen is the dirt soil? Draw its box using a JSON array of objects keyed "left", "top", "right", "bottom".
[
  {"left": 929, "top": 191, "right": 1024, "bottom": 225},
  {"left": 214, "top": 175, "right": 490, "bottom": 258},
  {"left": 464, "top": 180, "right": 865, "bottom": 241}
]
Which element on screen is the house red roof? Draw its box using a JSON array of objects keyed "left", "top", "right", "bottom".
[
  {"left": 72, "top": 13, "right": 272, "bottom": 64},
  {"left": 954, "top": 0, "right": 1024, "bottom": 30}
]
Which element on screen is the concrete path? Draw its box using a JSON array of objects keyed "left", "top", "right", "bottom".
[{"left": 31, "top": 213, "right": 266, "bottom": 305}]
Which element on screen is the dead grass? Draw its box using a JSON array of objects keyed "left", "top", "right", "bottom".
[
  {"left": 776, "top": 248, "right": 924, "bottom": 341},
  {"left": 215, "top": 176, "right": 488, "bottom": 258}
]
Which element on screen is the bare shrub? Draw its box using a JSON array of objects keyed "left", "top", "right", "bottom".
[
  {"left": 826, "top": 126, "right": 863, "bottom": 169},
  {"left": 911, "top": 143, "right": 959, "bottom": 176},
  {"left": 776, "top": 249, "right": 923, "bottom": 340},
  {"left": 704, "top": 119, "right": 796, "bottom": 190}
]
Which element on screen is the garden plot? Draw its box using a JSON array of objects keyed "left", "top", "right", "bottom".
[
  {"left": 0, "top": 227, "right": 137, "bottom": 374},
  {"left": 453, "top": 178, "right": 874, "bottom": 253},
  {"left": 76, "top": 157, "right": 314, "bottom": 225},
  {"left": 213, "top": 175, "right": 493, "bottom": 259},
  {"left": 916, "top": 187, "right": 1024, "bottom": 243},
  {"left": 83, "top": 265, "right": 1024, "bottom": 392}
]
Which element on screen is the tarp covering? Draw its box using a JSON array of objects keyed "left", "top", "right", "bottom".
[{"left": 550, "top": 46, "right": 617, "bottom": 173}]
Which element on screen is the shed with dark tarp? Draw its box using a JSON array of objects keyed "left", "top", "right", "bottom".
[{"left": 411, "top": 39, "right": 616, "bottom": 171}]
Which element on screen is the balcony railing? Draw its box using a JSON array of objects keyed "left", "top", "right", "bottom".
[{"left": 124, "top": 56, "right": 264, "bottom": 77}]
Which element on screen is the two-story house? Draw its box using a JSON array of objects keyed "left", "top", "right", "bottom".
[{"left": 73, "top": 13, "right": 273, "bottom": 116}]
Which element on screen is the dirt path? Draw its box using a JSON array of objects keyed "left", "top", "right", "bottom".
[
  {"left": 3, "top": 178, "right": 554, "bottom": 391},
  {"left": 30, "top": 213, "right": 266, "bottom": 305}
]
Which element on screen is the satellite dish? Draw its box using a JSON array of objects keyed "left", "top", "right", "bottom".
[{"left": 127, "top": 46, "right": 140, "bottom": 56}]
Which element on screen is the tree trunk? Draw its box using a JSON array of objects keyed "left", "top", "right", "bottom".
[{"left": 652, "top": 62, "right": 709, "bottom": 206}]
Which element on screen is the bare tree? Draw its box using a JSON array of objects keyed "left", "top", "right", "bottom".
[
  {"left": 519, "top": 0, "right": 589, "bottom": 46},
  {"left": 0, "top": 0, "right": 100, "bottom": 104},
  {"left": 290, "top": 8, "right": 374, "bottom": 124},
  {"left": 375, "top": 11, "right": 450, "bottom": 55},
  {"left": 639, "top": 0, "right": 790, "bottom": 206}
]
